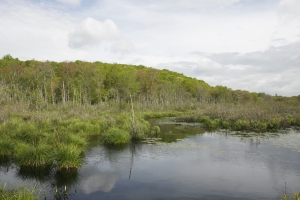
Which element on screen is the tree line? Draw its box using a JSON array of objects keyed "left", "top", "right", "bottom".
[{"left": 1, "top": 54, "right": 298, "bottom": 110}]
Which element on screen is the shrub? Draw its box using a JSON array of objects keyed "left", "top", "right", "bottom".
[
  {"left": 234, "top": 120, "right": 250, "bottom": 131},
  {"left": 151, "top": 125, "right": 161, "bottom": 136},
  {"left": 267, "top": 118, "right": 280, "bottom": 130},
  {"left": 199, "top": 115, "right": 212, "bottom": 127},
  {"left": 134, "top": 118, "right": 150, "bottom": 139},
  {"left": 220, "top": 120, "right": 231, "bottom": 129},
  {"left": 252, "top": 121, "right": 267, "bottom": 132}
]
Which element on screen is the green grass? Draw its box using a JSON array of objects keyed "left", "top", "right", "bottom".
[
  {"left": 102, "top": 128, "right": 131, "bottom": 145},
  {"left": 54, "top": 144, "right": 83, "bottom": 171},
  {"left": 14, "top": 143, "right": 52, "bottom": 167},
  {"left": 0, "top": 138, "right": 14, "bottom": 157},
  {"left": 0, "top": 184, "right": 40, "bottom": 200},
  {"left": 65, "top": 134, "right": 88, "bottom": 150}
]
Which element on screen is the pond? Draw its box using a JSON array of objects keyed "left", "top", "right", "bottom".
[{"left": 0, "top": 118, "right": 300, "bottom": 199}]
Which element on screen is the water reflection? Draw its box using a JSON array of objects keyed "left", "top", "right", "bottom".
[
  {"left": 79, "top": 143, "right": 136, "bottom": 194},
  {"left": 0, "top": 121, "right": 300, "bottom": 200},
  {"left": 14, "top": 166, "right": 79, "bottom": 200},
  {"left": 0, "top": 156, "right": 12, "bottom": 173}
]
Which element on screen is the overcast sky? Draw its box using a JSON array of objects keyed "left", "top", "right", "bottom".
[{"left": 0, "top": 0, "right": 299, "bottom": 96}]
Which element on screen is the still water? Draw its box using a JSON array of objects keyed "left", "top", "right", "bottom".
[{"left": 1, "top": 119, "right": 300, "bottom": 200}]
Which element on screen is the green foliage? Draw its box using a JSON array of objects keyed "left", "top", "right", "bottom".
[
  {"left": 252, "top": 121, "right": 268, "bottom": 132},
  {"left": 66, "top": 119, "right": 101, "bottom": 136},
  {"left": 233, "top": 120, "right": 250, "bottom": 131},
  {"left": 151, "top": 125, "right": 161, "bottom": 136},
  {"left": 282, "top": 193, "right": 300, "bottom": 200},
  {"left": 220, "top": 120, "right": 231, "bottom": 129},
  {"left": 102, "top": 128, "right": 131, "bottom": 145},
  {"left": 134, "top": 117, "right": 150, "bottom": 139},
  {"left": 199, "top": 116, "right": 213, "bottom": 128},
  {"left": 143, "top": 111, "right": 182, "bottom": 119},
  {"left": 267, "top": 118, "right": 280, "bottom": 130}
]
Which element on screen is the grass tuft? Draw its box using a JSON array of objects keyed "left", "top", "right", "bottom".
[
  {"left": 102, "top": 128, "right": 131, "bottom": 145},
  {"left": 54, "top": 145, "right": 83, "bottom": 171},
  {"left": 0, "top": 184, "right": 40, "bottom": 200},
  {"left": 14, "top": 143, "right": 52, "bottom": 167}
]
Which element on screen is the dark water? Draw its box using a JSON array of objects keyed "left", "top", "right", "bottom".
[{"left": 1, "top": 120, "right": 300, "bottom": 200}]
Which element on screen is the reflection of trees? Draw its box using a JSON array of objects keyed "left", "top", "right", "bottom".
[
  {"left": 15, "top": 166, "right": 79, "bottom": 200},
  {"left": 129, "top": 142, "right": 136, "bottom": 179},
  {"left": 52, "top": 170, "right": 79, "bottom": 200},
  {"left": 16, "top": 166, "right": 53, "bottom": 183},
  {"left": 0, "top": 156, "right": 13, "bottom": 173}
]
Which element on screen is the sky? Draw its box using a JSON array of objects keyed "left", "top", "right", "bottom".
[{"left": 0, "top": 0, "right": 299, "bottom": 96}]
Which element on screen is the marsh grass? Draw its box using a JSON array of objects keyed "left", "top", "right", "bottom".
[
  {"left": 65, "top": 134, "right": 88, "bottom": 150},
  {"left": 14, "top": 143, "right": 52, "bottom": 167},
  {"left": 102, "top": 128, "right": 131, "bottom": 145},
  {"left": 54, "top": 145, "right": 83, "bottom": 171},
  {"left": 143, "top": 111, "right": 183, "bottom": 119},
  {"left": 0, "top": 184, "right": 40, "bottom": 200},
  {"left": 0, "top": 138, "right": 14, "bottom": 157}
]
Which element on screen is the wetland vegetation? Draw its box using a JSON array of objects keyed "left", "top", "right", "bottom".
[{"left": 0, "top": 54, "right": 299, "bottom": 199}]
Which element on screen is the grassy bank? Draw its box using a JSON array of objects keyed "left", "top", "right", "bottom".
[
  {"left": 0, "top": 99, "right": 299, "bottom": 169},
  {"left": 174, "top": 102, "right": 300, "bottom": 132},
  {"left": 0, "top": 103, "right": 150, "bottom": 170}
]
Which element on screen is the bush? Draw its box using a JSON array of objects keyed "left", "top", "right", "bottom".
[
  {"left": 234, "top": 120, "right": 250, "bottom": 131},
  {"left": 134, "top": 118, "right": 150, "bottom": 139},
  {"left": 151, "top": 125, "right": 161, "bottom": 136},
  {"left": 252, "top": 121, "right": 267, "bottom": 132},
  {"left": 220, "top": 120, "right": 231, "bottom": 129},
  {"left": 267, "top": 118, "right": 280, "bottom": 130}
]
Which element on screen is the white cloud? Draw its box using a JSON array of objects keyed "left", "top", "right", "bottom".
[
  {"left": 278, "top": 0, "right": 300, "bottom": 17},
  {"left": 69, "top": 18, "right": 121, "bottom": 48},
  {"left": 57, "top": 0, "right": 81, "bottom": 6},
  {"left": 68, "top": 17, "right": 134, "bottom": 53},
  {"left": 157, "top": 41, "right": 300, "bottom": 96},
  {"left": 111, "top": 38, "right": 134, "bottom": 53},
  {"left": 1, "top": 0, "right": 299, "bottom": 96}
]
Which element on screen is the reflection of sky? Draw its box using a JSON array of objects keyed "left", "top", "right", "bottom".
[
  {"left": 79, "top": 146, "right": 132, "bottom": 194},
  {"left": 1, "top": 130, "right": 300, "bottom": 200},
  {"left": 77, "top": 131, "right": 300, "bottom": 200}
]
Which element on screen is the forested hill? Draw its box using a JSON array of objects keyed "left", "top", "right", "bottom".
[{"left": 0, "top": 54, "right": 299, "bottom": 107}]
